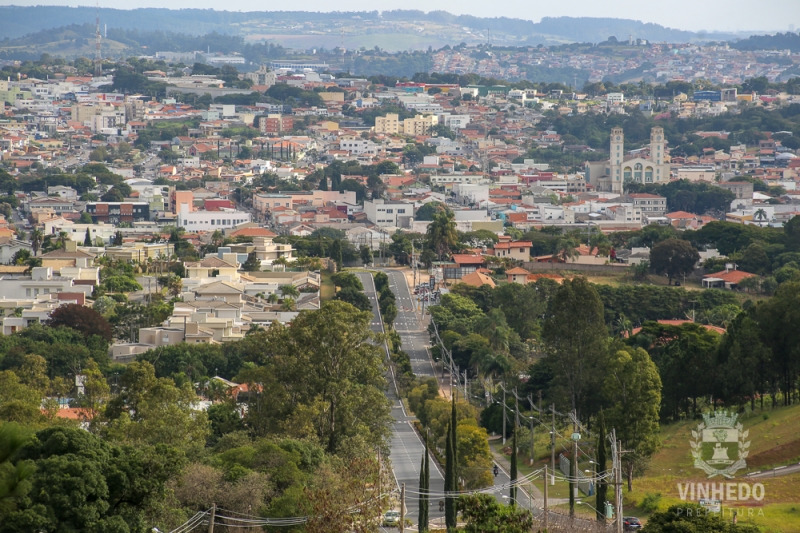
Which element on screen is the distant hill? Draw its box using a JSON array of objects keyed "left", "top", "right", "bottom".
[
  {"left": 730, "top": 32, "right": 800, "bottom": 52},
  {"left": 0, "top": 6, "right": 745, "bottom": 50}
]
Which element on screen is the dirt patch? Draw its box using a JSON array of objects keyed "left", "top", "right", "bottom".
[{"left": 746, "top": 438, "right": 800, "bottom": 469}]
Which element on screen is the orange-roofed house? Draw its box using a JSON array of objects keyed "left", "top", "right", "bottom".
[
  {"left": 444, "top": 254, "right": 486, "bottom": 281},
  {"left": 229, "top": 227, "right": 277, "bottom": 239},
  {"left": 490, "top": 241, "right": 532, "bottom": 262},
  {"left": 702, "top": 268, "right": 757, "bottom": 290},
  {"left": 459, "top": 271, "right": 496, "bottom": 288},
  {"left": 506, "top": 266, "right": 530, "bottom": 284}
]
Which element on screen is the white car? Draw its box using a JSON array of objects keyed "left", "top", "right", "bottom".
[{"left": 382, "top": 510, "right": 400, "bottom": 526}]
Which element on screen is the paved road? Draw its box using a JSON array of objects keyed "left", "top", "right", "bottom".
[
  {"left": 356, "top": 271, "right": 446, "bottom": 530},
  {"left": 361, "top": 269, "right": 544, "bottom": 528},
  {"left": 746, "top": 462, "right": 800, "bottom": 479}
]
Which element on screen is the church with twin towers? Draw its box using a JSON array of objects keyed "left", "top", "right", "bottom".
[{"left": 584, "top": 127, "right": 671, "bottom": 193}]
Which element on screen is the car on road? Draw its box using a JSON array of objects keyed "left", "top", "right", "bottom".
[
  {"left": 382, "top": 510, "right": 400, "bottom": 527},
  {"left": 623, "top": 516, "right": 642, "bottom": 530}
]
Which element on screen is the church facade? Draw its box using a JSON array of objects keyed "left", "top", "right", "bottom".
[{"left": 585, "top": 127, "right": 671, "bottom": 193}]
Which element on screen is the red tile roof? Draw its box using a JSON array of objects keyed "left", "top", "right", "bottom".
[{"left": 451, "top": 254, "right": 486, "bottom": 265}]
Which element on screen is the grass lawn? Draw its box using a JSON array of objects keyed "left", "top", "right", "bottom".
[{"left": 625, "top": 403, "right": 800, "bottom": 532}]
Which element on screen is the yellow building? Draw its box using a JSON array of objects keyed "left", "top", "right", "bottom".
[{"left": 374, "top": 113, "right": 401, "bottom": 135}]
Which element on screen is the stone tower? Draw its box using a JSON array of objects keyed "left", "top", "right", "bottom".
[
  {"left": 650, "top": 127, "right": 665, "bottom": 164},
  {"left": 610, "top": 127, "right": 624, "bottom": 190}
]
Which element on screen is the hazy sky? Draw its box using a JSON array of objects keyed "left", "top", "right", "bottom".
[{"left": 10, "top": 0, "right": 800, "bottom": 33}]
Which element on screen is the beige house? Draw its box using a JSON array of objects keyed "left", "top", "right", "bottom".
[
  {"left": 490, "top": 240, "right": 532, "bottom": 262},
  {"left": 184, "top": 256, "right": 240, "bottom": 281},
  {"left": 192, "top": 280, "right": 245, "bottom": 304},
  {"left": 505, "top": 267, "right": 531, "bottom": 284}
]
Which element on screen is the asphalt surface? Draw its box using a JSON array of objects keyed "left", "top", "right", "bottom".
[
  {"left": 358, "top": 270, "right": 532, "bottom": 530},
  {"left": 356, "top": 271, "right": 446, "bottom": 530}
]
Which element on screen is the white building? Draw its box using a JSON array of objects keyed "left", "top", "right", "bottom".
[
  {"left": 177, "top": 208, "right": 252, "bottom": 232},
  {"left": 363, "top": 199, "right": 414, "bottom": 228},
  {"left": 0, "top": 267, "right": 93, "bottom": 300},
  {"left": 339, "top": 137, "right": 379, "bottom": 156}
]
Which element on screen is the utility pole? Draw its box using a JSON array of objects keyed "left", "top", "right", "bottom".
[
  {"left": 400, "top": 483, "right": 406, "bottom": 533},
  {"left": 543, "top": 465, "right": 548, "bottom": 531},
  {"left": 616, "top": 436, "right": 623, "bottom": 533},
  {"left": 550, "top": 404, "right": 556, "bottom": 486},
  {"left": 570, "top": 410, "right": 578, "bottom": 518},
  {"left": 528, "top": 395, "right": 535, "bottom": 463},
  {"left": 464, "top": 370, "right": 468, "bottom": 403},
  {"left": 208, "top": 503, "right": 216, "bottom": 533},
  {"left": 502, "top": 385, "right": 507, "bottom": 445},
  {"left": 412, "top": 240, "right": 417, "bottom": 289}
]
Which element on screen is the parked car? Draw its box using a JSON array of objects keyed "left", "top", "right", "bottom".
[
  {"left": 623, "top": 516, "right": 642, "bottom": 530},
  {"left": 382, "top": 510, "right": 400, "bottom": 527}
]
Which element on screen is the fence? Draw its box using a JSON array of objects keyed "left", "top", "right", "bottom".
[{"left": 559, "top": 452, "right": 595, "bottom": 496}]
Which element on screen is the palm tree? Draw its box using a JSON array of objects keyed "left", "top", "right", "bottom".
[
  {"left": 281, "top": 297, "right": 296, "bottom": 311},
  {"left": 555, "top": 237, "right": 579, "bottom": 263},
  {"left": 272, "top": 256, "right": 289, "bottom": 271},
  {"left": 30, "top": 228, "right": 43, "bottom": 256},
  {"left": 615, "top": 314, "right": 634, "bottom": 338},
  {"left": 426, "top": 209, "right": 458, "bottom": 260},
  {"left": 279, "top": 284, "right": 300, "bottom": 299},
  {"left": 754, "top": 208, "right": 768, "bottom": 226},
  {"left": 56, "top": 231, "right": 69, "bottom": 250}
]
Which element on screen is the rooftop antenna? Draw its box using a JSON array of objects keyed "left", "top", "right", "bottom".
[{"left": 94, "top": 4, "right": 102, "bottom": 77}]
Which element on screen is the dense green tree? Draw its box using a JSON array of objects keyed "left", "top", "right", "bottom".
[
  {"left": 359, "top": 245, "right": 373, "bottom": 266},
  {"left": 0, "top": 423, "right": 34, "bottom": 515},
  {"left": 418, "top": 433, "right": 430, "bottom": 533},
  {"left": 642, "top": 504, "right": 759, "bottom": 532},
  {"left": 456, "top": 493, "right": 533, "bottom": 533},
  {"left": 541, "top": 277, "right": 608, "bottom": 418},
  {"left": 649, "top": 238, "right": 700, "bottom": 285},
  {"left": 416, "top": 201, "right": 447, "bottom": 221},
  {"left": 426, "top": 209, "right": 458, "bottom": 260},
  {"left": 330, "top": 271, "right": 364, "bottom": 291},
  {"left": 0, "top": 426, "right": 182, "bottom": 533},
  {"left": 103, "top": 361, "right": 209, "bottom": 452},
  {"left": 47, "top": 303, "right": 113, "bottom": 343},
  {"left": 633, "top": 322, "right": 720, "bottom": 419},
  {"left": 239, "top": 301, "right": 391, "bottom": 455},
  {"left": 756, "top": 281, "right": 800, "bottom": 406},
  {"left": 335, "top": 286, "right": 371, "bottom": 312},
  {"left": 602, "top": 345, "right": 662, "bottom": 490},
  {"left": 714, "top": 310, "right": 771, "bottom": 410}
]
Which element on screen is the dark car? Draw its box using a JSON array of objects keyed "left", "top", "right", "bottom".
[{"left": 623, "top": 516, "right": 642, "bottom": 531}]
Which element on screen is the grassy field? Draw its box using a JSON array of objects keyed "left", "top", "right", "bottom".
[
  {"left": 625, "top": 404, "right": 800, "bottom": 532},
  {"left": 489, "top": 404, "right": 800, "bottom": 531}
]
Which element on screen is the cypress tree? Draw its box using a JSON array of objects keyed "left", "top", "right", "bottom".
[
  {"left": 596, "top": 410, "right": 608, "bottom": 522},
  {"left": 419, "top": 433, "right": 429, "bottom": 532},
  {"left": 510, "top": 428, "right": 518, "bottom": 506},
  {"left": 83, "top": 228, "right": 92, "bottom": 247},
  {"left": 444, "top": 398, "right": 458, "bottom": 530}
]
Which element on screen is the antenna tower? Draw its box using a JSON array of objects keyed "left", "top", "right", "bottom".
[{"left": 94, "top": 6, "right": 102, "bottom": 76}]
